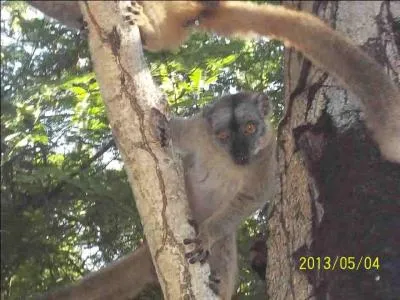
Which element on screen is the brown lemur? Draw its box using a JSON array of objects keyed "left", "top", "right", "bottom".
[
  {"left": 28, "top": 0, "right": 400, "bottom": 299},
  {"left": 38, "top": 92, "right": 274, "bottom": 300},
  {"left": 28, "top": 0, "right": 400, "bottom": 162},
  {"left": 151, "top": 92, "right": 277, "bottom": 298}
]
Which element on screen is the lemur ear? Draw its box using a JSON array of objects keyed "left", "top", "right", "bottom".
[
  {"left": 251, "top": 93, "right": 270, "bottom": 116},
  {"left": 202, "top": 105, "right": 214, "bottom": 128}
]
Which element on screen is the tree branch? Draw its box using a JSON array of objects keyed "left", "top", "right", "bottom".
[{"left": 73, "top": 1, "right": 217, "bottom": 299}]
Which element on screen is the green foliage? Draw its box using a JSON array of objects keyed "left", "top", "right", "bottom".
[
  {"left": 149, "top": 33, "right": 283, "bottom": 121},
  {"left": 1, "top": 1, "right": 283, "bottom": 299}
]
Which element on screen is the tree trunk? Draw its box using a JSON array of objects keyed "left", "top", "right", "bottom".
[
  {"left": 74, "top": 2, "right": 217, "bottom": 299},
  {"left": 267, "top": 1, "right": 400, "bottom": 299}
]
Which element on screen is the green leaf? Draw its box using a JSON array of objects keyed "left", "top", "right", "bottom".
[{"left": 189, "top": 68, "right": 202, "bottom": 92}]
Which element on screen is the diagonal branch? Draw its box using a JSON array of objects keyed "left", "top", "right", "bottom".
[{"left": 74, "top": 1, "right": 217, "bottom": 299}]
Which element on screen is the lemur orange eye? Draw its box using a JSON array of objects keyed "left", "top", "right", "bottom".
[
  {"left": 244, "top": 122, "right": 256, "bottom": 135},
  {"left": 217, "top": 130, "right": 230, "bottom": 142}
]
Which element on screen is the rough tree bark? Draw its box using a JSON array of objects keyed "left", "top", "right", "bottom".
[
  {"left": 58, "top": 2, "right": 217, "bottom": 299},
  {"left": 267, "top": 1, "right": 400, "bottom": 299}
]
